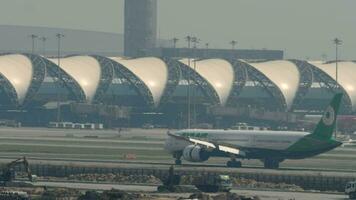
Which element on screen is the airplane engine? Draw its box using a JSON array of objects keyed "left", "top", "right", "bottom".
[{"left": 182, "top": 145, "right": 210, "bottom": 162}]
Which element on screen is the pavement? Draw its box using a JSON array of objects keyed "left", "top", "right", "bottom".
[
  {"left": 32, "top": 181, "right": 348, "bottom": 200},
  {"left": 231, "top": 189, "right": 348, "bottom": 200},
  {"left": 0, "top": 127, "right": 355, "bottom": 170}
]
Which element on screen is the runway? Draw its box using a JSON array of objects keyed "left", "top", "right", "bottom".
[
  {"left": 0, "top": 127, "right": 355, "bottom": 172},
  {"left": 0, "top": 127, "right": 353, "bottom": 194}
]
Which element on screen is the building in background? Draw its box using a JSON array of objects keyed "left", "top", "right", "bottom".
[
  {"left": 150, "top": 48, "right": 284, "bottom": 60},
  {"left": 124, "top": 0, "right": 157, "bottom": 57}
]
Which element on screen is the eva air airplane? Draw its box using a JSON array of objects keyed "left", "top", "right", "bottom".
[{"left": 164, "top": 94, "right": 343, "bottom": 169}]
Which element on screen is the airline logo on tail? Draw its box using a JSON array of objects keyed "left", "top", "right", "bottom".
[
  {"left": 287, "top": 93, "right": 343, "bottom": 153},
  {"left": 322, "top": 106, "right": 335, "bottom": 126},
  {"left": 312, "top": 93, "right": 343, "bottom": 140}
]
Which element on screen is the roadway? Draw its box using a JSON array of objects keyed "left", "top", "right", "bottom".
[{"left": 31, "top": 181, "right": 348, "bottom": 200}]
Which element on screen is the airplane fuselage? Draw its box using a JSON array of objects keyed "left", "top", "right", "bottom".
[{"left": 165, "top": 129, "right": 340, "bottom": 160}]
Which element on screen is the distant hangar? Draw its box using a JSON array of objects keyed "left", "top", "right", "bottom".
[{"left": 0, "top": 53, "right": 354, "bottom": 112}]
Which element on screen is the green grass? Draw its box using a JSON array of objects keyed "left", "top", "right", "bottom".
[
  {"left": 0, "top": 139, "right": 163, "bottom": 148},
  {"left": 0, "top": 144, "right": 168, "bottom": 157}
]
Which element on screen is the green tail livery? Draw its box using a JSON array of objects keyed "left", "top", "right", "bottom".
[{"left": 286, "top": 93, "right": 343, "bottom": 156}]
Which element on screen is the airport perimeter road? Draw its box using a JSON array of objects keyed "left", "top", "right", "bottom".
[
  {"left": 0, "top": 127, "right": 356, "bottom": 171},
  {"left": 32, "top": 181, "right": 348, "bottom": 200},
  {"left": 231, "top": 189, "right": 347, "bottom": 200},
  {"left": 33, "top": 181, "right": 157, "bottom": 192}
]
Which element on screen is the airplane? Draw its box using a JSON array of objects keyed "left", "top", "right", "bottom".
[
  {"left": 164, "top": 93, "right": 343, "bottom": 169},
  {"left": 342, "top": 139, "right": 356, "bottom": 147}
]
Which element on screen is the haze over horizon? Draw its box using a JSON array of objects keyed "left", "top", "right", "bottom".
[{"left": 0, "top": 0, "right": 355, "bottom": 60}]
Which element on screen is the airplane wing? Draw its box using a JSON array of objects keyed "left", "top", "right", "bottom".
[{"left": 168, "top": 132, "right": 246, "bottom": 157}]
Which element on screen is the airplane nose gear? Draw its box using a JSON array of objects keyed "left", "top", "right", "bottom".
[{"left": 174, "top": 152, "right": 182, "bottom": 165}]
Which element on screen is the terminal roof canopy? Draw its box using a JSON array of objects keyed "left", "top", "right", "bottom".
[
  {"left": 309, "top": 61, "right": 356, "bottom": 110},
  {"left": 111, "top": 57, "right": 168, "bottom": 107},
  {"left": 48, "top": 56, "right": 101, "bottom": 103},
  {"left": 0, "top": 54, "right": 33, "bottom": 104},
  {"left": 180, "top": 59, "right": 234, "bottom": 105},
  {"left": 246, "top": 60, "right": 300, "bottom": 110}
]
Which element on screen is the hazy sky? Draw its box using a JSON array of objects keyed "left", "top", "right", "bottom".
[{"left": 0, "top": 0, "right": 355, "bottom": 59}]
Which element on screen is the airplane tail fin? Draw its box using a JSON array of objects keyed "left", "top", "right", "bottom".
[{"left": 311, "top": 93, "right": 343, "bottom": 140}]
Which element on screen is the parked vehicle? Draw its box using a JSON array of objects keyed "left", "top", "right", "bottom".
[{"left": 346, "top": 181, "right": 356, "bottom": 199}]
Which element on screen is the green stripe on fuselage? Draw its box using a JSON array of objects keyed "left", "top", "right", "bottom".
[{"left": 286, "top": 134, "right": 342, "bottom": 158}]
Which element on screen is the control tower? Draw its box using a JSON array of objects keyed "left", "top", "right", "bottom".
[{"left": 124, "top": 0, "right": 157, "bottom": 57}]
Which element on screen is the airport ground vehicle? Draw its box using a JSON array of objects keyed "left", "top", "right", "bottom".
[
  {"left": 0, "top": 157, "right": 35, "bottom": 185},
  {"left": 158, "top": 166, "right": 231, "bottom": 193},
  {"left": 192, "top": 174, "right": 232, "bottom": 192},
  {"left": 346, "top": 181, "right": 356, "bottom": 199},
  {"left": 165, "top": 94, "right": 343, "bottom": 169}
]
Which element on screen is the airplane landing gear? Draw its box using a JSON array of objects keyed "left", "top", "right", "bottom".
[
  {"left": 175, "top": 159, "right": 182, "bottom": 165},
  {"left": 174, "top": 152, "right": 182, "bottom": 165},
  {"left": 264, "top": 158, "right": 281, "bottom": 169},
  {"left": 226, "top": 159, "right": 242, "bottom": 168}
]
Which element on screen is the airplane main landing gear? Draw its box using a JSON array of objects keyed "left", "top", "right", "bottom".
[
  {"left": 264, "top": 158, "right": 280, "bottom": 169},
  {"left": 226, "top": 159, "right": 242, "bottom": 168},
  {"left": 175, "top": 159, "right": 182, "bottom": 165}
]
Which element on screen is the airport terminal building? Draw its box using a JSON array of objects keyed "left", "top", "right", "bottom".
[{"left": 0, "top": 53, "right": 354, "bottom": 128}]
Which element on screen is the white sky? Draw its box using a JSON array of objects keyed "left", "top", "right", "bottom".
[{"left": 0, "top": 0, "right": 355, "bottom": 59}]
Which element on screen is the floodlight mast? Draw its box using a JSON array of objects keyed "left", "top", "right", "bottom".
[
  {"left": 230, "top": 40, "right": 237, "bottom": 50},
  {"left": 39, "top": 37, "right": 48, "bottom": 57},
  {"left": 191, "top": 37, "right": 200, "bottom": 126},
  {"left": 172, "top": 38, "right": 179, "bottom": 49},
  {"left": 205, "top": 43, "right": 209, "bottom": 58},
  {"left": 56, "top": 33, "right": 65, "bottom": 123},
  {"left": 172, "top": 37, "right": 179, "bottom": 58},
  {"left": 29, "top": 34, "right": 38, "bottom": 54},
  {"left": 230, "top": 40, "right": 237, "bottom": 60},
  {"left": 185, "top": 36, "right": 192, "bottom": 128},
  {"left": 333, "top": 38, "right": 342, "bottom": 89},
  {"left": 333, "top": 37, "right": 342, "bottom": 139}
]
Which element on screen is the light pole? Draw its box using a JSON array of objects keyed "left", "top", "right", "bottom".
[
  {"left": 205, "top": 43, "right": 209, "bottom": 58},
  {"left": 39, "top": 37, "right": 47, "bottom": 56},
  {"left": 230, "top": 40, "right": 237, "bottom": 60},
  {"left": 172, "top": 38, "right": 179, "bottom": 49},
  {"left": 333, "top": 37, "right": 342, "bottom": 138},
  {"left": 230, "top": 40, "right": 237, "bottom": 50},
  {"left": 172, "top": 37, "right": 179, "bottom": 58},
  {"left": 191, "top": 37, "right": 200, "bottom": 126},
  {"left": 192, "top": 37, "right": 199, "bottom": 49},
  {"left": 185, "top": 36, "right": 192, "bottom": 128},
  {"left": 29, "top": 34, "right": 38, "bottom": 54},
  {"left": 334, "top": 38, "right": 342, "bottom": 87},
  {"left": 56, "top": 33, "right": 65, "bottom": 123}
]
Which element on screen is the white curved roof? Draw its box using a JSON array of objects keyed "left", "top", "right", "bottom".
[
  {"left": 180, "top": 59, "right": 234, "bottom": 105},
  {"left": 0, "top": 54, "right": 33, "bottom": 104},
  {"left": 48, "top": 56, "right": 101, "bottom": 103},
  {"left": 309, "top": 61, "right": 356, "bottom": 110},
  {"left": 246, "top": 60, "right": 300, "bottom": 110},
  {"left": 111, "top": 57, "right": 168, "bottom": 107}
]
